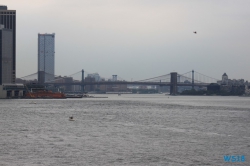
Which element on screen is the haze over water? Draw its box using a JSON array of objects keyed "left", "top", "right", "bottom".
[{"left": 0, "top": 94, "right": 249, "bottom": 165}]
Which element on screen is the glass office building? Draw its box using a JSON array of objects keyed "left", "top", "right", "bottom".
[{"left": 38, "top": 33, "right": 55, "bottom": 83}]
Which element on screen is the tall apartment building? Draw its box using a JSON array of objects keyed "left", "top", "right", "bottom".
[
  {"left": 38, "top": 33, "right": 55, "bottom": 83},
  {"left": 0, "top": 5, "right": 16, "bottom": 84}
]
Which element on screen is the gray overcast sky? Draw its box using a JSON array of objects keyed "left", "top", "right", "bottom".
[{"left": 3, "top": 0, "right": 250, "bottom": 81}]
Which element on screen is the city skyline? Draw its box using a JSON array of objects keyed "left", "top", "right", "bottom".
[{"left": 2, "top": 0, "right": 250, "bottom": 81}]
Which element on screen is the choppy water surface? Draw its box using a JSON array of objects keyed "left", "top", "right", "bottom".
[{"left": 0, "top": 94, "right": 249, "bottom": 166}]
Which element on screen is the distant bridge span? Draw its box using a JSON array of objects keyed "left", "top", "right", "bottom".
[
  {"left": 43, "top": 81, "right": 209, "bottom": 87},
  {"left": 21, "top": 70, "right": 217, "bottom": 95}
]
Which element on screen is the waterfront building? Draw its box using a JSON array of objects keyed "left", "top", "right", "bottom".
[
  {"left": 105, "top": 83, "right": 128, "bottom": 92},
  {"left": 87, "top": 73, "right": 101, "bottom": 82},
  {"left": 52, "top": 76, "right": 77, "bottom": 92},
  {"left": 217, "top": 73, "right": 247, "bottom": 94},
  {"left": 72, "top": 80, "right": 81, "bottom": 92},
  {"left": 85, "top": 76, "right": 96, "bottom": 92},
  {"left": 245, "top": 85, "right": 250, "bottom": 95},
  {"left": 217, "top": 73, "right": 246, "bottom": 86},
  {"left": 112, "top": 75, "right": 117, "bottom": 82},
  {"left": 38, "top": 33, "right": 55, "bottom": 83},
  {"left": 0, "top": 5, "right": 16, "bottom": 83},
  {"left": 0, "top": 84, "right": 24, "bottom": 98},
  {"left": 221, "top": 73, "right": 228, "bottom": 85},
  {"left": 63, "top": 76, "right": 73, "bottom": 92}
]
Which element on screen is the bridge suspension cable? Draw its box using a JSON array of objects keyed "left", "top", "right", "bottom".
[
  {"left": 135, "top": 73, "right": 171, "bottom": 82},
  {"left": 67, "top": 70, "right": 82, "bottom": 77},
  {"left": 177, "top": 70, "right": 218, "bottom": 84},
  {"left": 194, "top": 71, "right": 219, "bottom": 81},
  {"left": 178, "top": 71, "right": 192, "bottom": 77},
  {"left": 20, "top": 72, "right": 38, "bottom": 79}
]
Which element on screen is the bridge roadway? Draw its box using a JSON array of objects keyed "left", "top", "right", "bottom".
[{"left": 43, "top": 81, "right": 209, "bottom": 87}]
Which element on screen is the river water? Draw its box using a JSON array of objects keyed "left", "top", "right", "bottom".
[{"left": 0, "top": 94, "right": 249, "bottom": 166}]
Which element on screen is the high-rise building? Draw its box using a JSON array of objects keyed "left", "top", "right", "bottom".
[
  {"left": 38, "top": 33, "right": 55, "bottom": 83},
  {"left": 0, "top": 5, "right": 16, "bottom": 83},
  {"left": 0, "top": 25, "right": 13, "bottom": 84}
]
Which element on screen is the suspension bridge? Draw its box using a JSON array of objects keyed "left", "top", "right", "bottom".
[{"left": 18, "top": 70, "right": 219, "bottom": 95}]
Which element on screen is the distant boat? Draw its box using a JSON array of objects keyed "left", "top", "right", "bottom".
[
  {"left": 83, "top": 94, "right": 93, "bottom": 98},
  {"left": 69, "top": 116, "right": 74, "bottom": 121},
  {"left": 65, "top": 94, "right": 83, "bottom": 98},
  {"left": 29, "top": 101, "right": 36, "bottom": 104},
  {"left": 25, "top": 90, "right": 66, "bottom": 99}
]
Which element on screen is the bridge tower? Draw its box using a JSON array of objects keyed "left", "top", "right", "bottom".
[
  {"left": 81, "top": 69, "right": 84, "bottom": 93},
  {"left": 170, "top": 72, "right": 177, "bottom": 95},
  {"left": 192, "top": 70, "right": 194, "bottom": 89}
]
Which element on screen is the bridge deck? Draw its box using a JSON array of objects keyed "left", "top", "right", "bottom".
[{"left": 43, "top": 81, "right": 209, "bottom": 87}]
